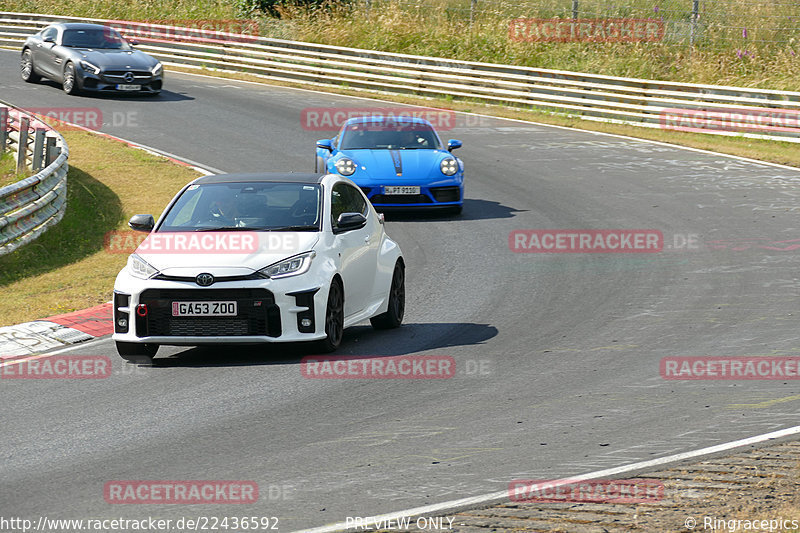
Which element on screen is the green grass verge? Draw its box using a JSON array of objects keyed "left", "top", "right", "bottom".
[
  {"left": 0, "top": 131, "right": 201, "bottom": 326},
  {"left": 0, "top": 151, "right": 28, "bottom": 188}
]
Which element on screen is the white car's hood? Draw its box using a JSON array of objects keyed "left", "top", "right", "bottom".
[{"left": 134, "top": 232, "right": 319, "bottom": 276}]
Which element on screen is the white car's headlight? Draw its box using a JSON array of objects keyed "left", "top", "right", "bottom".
[
  {"left": 79, "top": 60, "right": 101, "bottom": 75},
  {"left": 151, "top": 62, "right": 163, "bottom": 76},
  {"left": 259, "top": 251, "right": 315, "bottom": 279},
  {"left": 335, "top": 158, "right": 357, "bottom": 176},
  {"left": 440, "top": 157, "right": 458, "bottom": 176},
  {"left": 127, "top": 254, "right": 159, "bottom": 279}
]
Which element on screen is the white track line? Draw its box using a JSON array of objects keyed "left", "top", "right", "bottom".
[
  {"left": 0, "top": 337, "right": 110, "bottom": 368},
  {"left": 294, "top": 424, "right": 800, "bottom": 532}
]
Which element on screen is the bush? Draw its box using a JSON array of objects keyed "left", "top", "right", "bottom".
[{"left": 235, "top": 0, "right": 348, "bottom": 17}]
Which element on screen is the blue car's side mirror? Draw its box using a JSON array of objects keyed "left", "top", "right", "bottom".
[
  {"left": 447, "top": 139, "right": 462, "bottom": 151},
  {"left": 316, "top": 139, "right": 334, "bottom": 152}
]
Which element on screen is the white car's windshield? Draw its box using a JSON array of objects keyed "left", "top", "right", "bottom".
[
  {"left": 159, "top": 182, "right": 322, "bottom": 231},
  {"left": 61, "top": 28, "right": 131, "bottom": 50},
  {"left": 339, "top": 122, "right": 441, "bottom": 150}
]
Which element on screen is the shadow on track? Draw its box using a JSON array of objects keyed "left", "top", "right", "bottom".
[
  {"left": 30, "top": 79, "right": 193, "bottom": 102},
  {"left": 382, "top": 199, "right": 524, "bottom": 222},
  {"left": 144, "top": 322, "right": 498, "bottom": 368}
]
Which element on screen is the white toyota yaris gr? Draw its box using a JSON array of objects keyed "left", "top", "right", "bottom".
[{"left": 112, "top": 172, "right": 405, "bottom": 361}]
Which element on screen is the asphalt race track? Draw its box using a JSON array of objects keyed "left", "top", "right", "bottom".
[{"left": 2, "top": 49, "right": 800, "bottom": 530}]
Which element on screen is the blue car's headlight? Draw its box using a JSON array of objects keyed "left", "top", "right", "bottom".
[
  {"left": 79, "top": 60, "right": 101, "bottom": 75},
  {"left": 335, "top": 158, "right": 357, "bottom": 176},
  {"left": 440, "top": 157, "right": 458, "bottom": 176},
  {"left": 151, "top": 62, "right": 163, "bottom": 76},
  {"left": 259, "top": 251, "right": 315, "bottom": 279}
]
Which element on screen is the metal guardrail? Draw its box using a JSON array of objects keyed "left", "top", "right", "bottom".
[
  {"left": 1, "top": 11, "right": 800, "bottom": 143},
  {"left": 0, "top": 102, "right": 69, "bottom": 256}
]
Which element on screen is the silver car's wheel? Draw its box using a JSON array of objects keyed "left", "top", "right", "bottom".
[
  {"left": 62, "top": 62, "right": 79, "bottom": 95},
  {"left": 20, "top": 49, "right": 40, "bottom": 82}
]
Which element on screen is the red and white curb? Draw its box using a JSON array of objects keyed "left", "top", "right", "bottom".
[{"left": 0, "top": 303, "right": 113, "bottom": 357}]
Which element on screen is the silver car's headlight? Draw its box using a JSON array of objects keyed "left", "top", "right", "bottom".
[
  {"left": 259, "top": 251, "right": 315, "bottom": 279},
  {"left": 79, "top": 60, "right": 101, "bottom": 75},
  {"left": 335, "top": 158, "right": 357, "bottom": 176},
  {"left": 127, "top": 254, "right": 159, "bottom": 279},
  {"left": 151, "top": 62, "right": 163, "bottom": 76},
  {"left": 440, "top": 157, "right": 458, "bottom": 176}
]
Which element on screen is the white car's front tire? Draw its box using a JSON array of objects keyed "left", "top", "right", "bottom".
[{"left": 318, "top": 278, "right": 344, "bottom": 352}]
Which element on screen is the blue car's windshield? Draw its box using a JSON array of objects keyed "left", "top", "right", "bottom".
[
  {"left": 339, "top": 122, "right": 441, "bottom": 150},
  {"left": 62, "top": 28, "right": 131, "bottom": 50},
  {"left": 159, "top": 182, "right": 322, "bottom": 232}
]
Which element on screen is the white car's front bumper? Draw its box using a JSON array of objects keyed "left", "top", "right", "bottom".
[{"left": 112, "top": 271, "right": 330, "bottom": 346}]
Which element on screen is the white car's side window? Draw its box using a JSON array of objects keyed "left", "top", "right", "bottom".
[
  {"left": 331, "top": 183, "right": 368, "bottom": 229},
  {"left": 348, "top": 185, "right": 368, "bottom": 216},
  {"left": 331, "top": 185, "right": 346, "bottom": 227}
]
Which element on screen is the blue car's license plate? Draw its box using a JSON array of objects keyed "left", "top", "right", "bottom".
[{"left": 384, "top": 186, "right": 420, "bottom": 195}]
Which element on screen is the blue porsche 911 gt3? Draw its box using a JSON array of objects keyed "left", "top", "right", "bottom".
[{"left": 315, "top": 116, "right": 464, "bottom": 213}]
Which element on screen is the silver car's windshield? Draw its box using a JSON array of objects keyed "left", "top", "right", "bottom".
[
  {"left": 339, "top": 122, "right": 441, "bottom": 150},
  {"left": 159, "top": 182, "right": 322, "bottom": 232},
  {"left": 61, "top": 28, "right": 131, "bottom": 50}
]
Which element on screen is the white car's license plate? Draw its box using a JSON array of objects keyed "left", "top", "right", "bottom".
[
  {"left": 116, "top": 84, "right": 141, "bottom": 91},
  {"left": 384, "top": 186, "right": 420, "bottom": 195},
  {"left": 171, "top": 301, "right": 238, "bottom": 317}
]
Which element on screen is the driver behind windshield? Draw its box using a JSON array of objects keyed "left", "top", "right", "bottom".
[{"left": 62, "top": 28, "right": 129, "bottom": 49}]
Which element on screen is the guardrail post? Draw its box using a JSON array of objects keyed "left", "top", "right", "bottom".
[
  {"left": 0, "top": 107, "right": 7, "bottom": 154},
  {"left": 469, "top": 0, "right": 476, "bottom": 28},
  {"left": 32, "top": 128, "right": 45, "bottom": 171},
  {"left": 45, "top": 136, "right": 58, "bottom": 167},
  {"left": 16, "top": 116, "right": 29, "bottom": 173},
  {"left": 572, "top": 0, "right": 579, "bottom": 20},
  {"left": 690, "top": 0, "right": 699, "bottom": 45}
]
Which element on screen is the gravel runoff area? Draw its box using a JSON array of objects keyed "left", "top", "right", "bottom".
[{"left": 372, "top": 440, "right": 800, "bottom": 533}]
